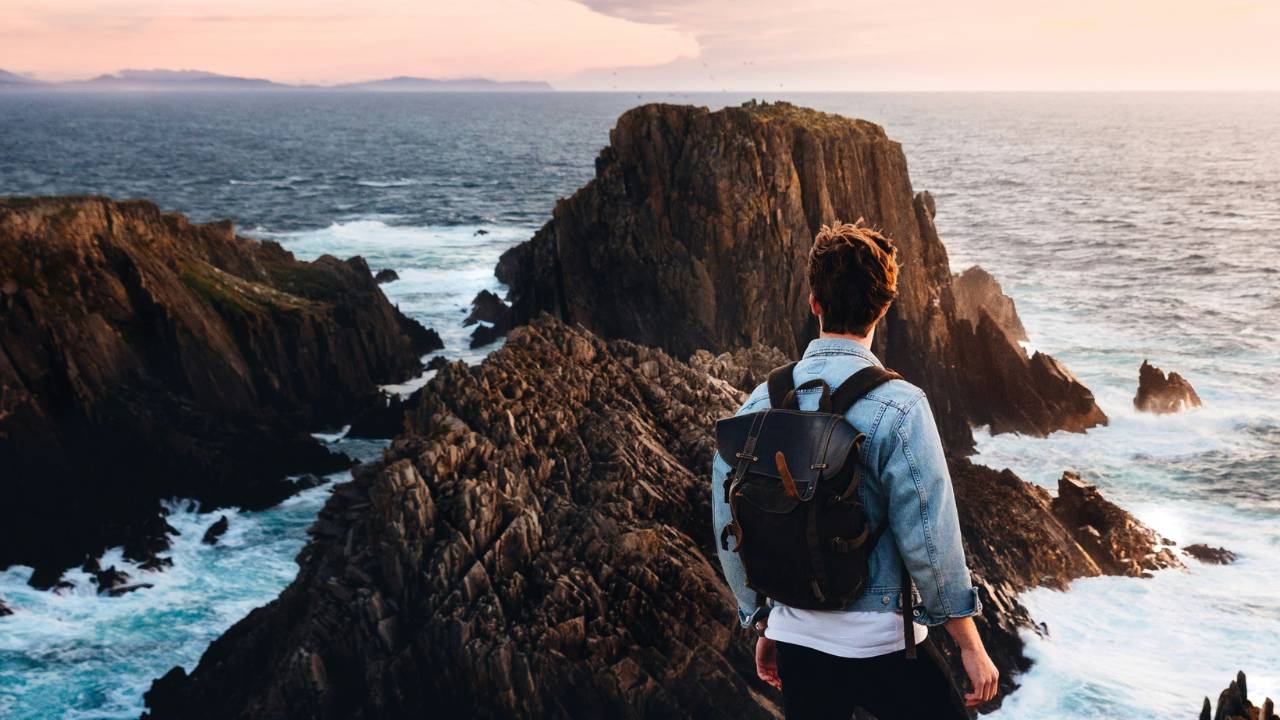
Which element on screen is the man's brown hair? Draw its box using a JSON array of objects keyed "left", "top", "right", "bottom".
[{"left": 806, "top": 220, "right": 899, "bottom": 335}]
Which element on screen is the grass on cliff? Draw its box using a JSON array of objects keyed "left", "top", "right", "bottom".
[{"left": 181, "top": 263, "right": 315, "bottom": 318}]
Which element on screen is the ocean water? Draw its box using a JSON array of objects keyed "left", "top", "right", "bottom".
[{"left": 1, "top": 91, "right": 1277, "bottom": 718}]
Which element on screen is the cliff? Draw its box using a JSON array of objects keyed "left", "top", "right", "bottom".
[
  {"left": 0, "top": 197, "right": 439, "bottom": 580},
  {"left": 1134, "top": 359, "right": 1202, "bottom": 414},
  {"left": 485, "top": 101, "right": 1105, "bottom": 454},
  {"left": 143, "top": 318, "right": 1176, "bottom": 717}
]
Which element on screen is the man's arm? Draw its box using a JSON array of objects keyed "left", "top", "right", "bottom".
[{"left": 882, "top": 393, "right": 998, "bottom": 706}]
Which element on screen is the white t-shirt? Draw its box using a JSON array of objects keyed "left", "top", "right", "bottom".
[{"left": 764, "top": 605, "right": 928, "bottom": 658}]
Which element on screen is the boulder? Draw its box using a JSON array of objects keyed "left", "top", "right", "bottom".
[
  {"left": 373, "top": 268, "right": 399, "bottom": 283},
  {"left": 465, "top": 289, "right": 515, "bottom": 348},
  {"left": 142, "top": 318, "right": 1174, "bottom": 717},
  {"left": 1134, "top": 359, "right": 1202, "bottom": 414},
  {"left": 1183, "top": 543, "right": 1237, "bottom": 565},
  {"left": 484, "top": 101, "right": 1105, "bottom": 454},
  {"left": 201, "top": 515, "right": 230, "bottom": 545},
  {"left": 0, "top": 197, "right": 437, "bottom": 580}
]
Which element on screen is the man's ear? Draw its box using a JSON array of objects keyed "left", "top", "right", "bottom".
[{"left": 808, "top": 293, "right": 822, "bottom": 318}]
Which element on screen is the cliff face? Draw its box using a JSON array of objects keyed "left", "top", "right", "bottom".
[
  {"left": 143, "top": 318, "right": 1174, "bottom": 717},
  {"left": 0, "top": 197, "right": 438, "bottom": 578}
]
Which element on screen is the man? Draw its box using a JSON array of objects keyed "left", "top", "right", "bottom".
[{"left": 712, "top": 221, "right": 999, "bottom": 719}]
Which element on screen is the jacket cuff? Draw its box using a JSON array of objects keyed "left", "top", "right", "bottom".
[{"left": 916, "top": 586, "right": 982, "bottom": 627}]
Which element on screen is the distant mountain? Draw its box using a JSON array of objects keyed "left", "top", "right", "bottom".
[
  {"left": 0, "top": 69, "right": 555, "bottom": 92},
  {"left": 332, "top": 76, "right": 555, "bottom": 92},
  {"left": 0, "top": 69, "right": 46, "bottom": 87},
  {"left": 63, "top": 69, "right": 289, "bottom": 91}
]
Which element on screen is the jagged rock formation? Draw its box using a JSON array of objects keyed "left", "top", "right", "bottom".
[
  {"left": 202, "top": 515, "right": 230, "bottom": 545},
  {"left": 1134, "top": 359, "right": 1202, "bottom": 414},
  {"left": 465, "top": 289, "right": 515, "bottom": 348},
  {"left": 1184, "top": 543, "right": 1237, "bottom": 564},
  {"left": 144, "top": 318, "right": 1174, "bottom": 717},
  {"left": 0, "top": 197, "right": 439, "bottom": 580},
  {"left": 952, "top": 265, "right": 1027, "bottom": 343},
  {"left": 688, "top": 345, "right": 790, "bottom": 393},
  {"left": 1201, "top": 672, "right": 1277, "bottom": 720},
  {"left": 483, "top": 101, "right": 1105, "bottom": 454},
  {"left": 373, "top": 268, "right": 399, "bottom": 284},
  {"left": 947, "top": 461, "right": 1181, "bottom": 702}
]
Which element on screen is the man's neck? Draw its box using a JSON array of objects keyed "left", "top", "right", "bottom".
[{"left": 818, "top": 329, "right": 875, "bottom": 350}]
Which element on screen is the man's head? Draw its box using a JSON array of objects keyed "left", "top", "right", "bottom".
[{"left": 806, "top": 221, "right": 899, "bottom": 337}]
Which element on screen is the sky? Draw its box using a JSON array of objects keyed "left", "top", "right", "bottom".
[{"left": 2, "top": 0, "right": 1278, "bottom": 90}]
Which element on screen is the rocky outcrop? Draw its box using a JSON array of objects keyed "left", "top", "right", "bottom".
[
  {"left": 947, "top": 461, "right": 1180, "bottom": 705},
  {"left": 1134, "top": 359, "right": 1202, "bottom": 414},
  {"left": 689, "top": 345, "right": 790, "bottom": 393},
  {"left": 952, "top": 265, "right": 1027, "bottom": 343},
  {"left": 373, "top": 268, "right": 399, "bottom": 283},
  {"left": 202, "top": 516, "right": 230, "bottom": 545},
  {"left": 484, "top": 101, "right": 1105, "bottom": 454},
  {"left": 0, "top": 597, "right": 11, "bottom": 616},
  {"left": 0, "top": 197, "right": 437, "bottom": 580},
  {"left": 1184, "top": 543, "right": 1237, "bottom": 564},
  {"left": 466, "top": 289, "right": 515, "bottom": 348},
  {"left": 1201, "top": 672, "right": 1277, "bottom": 720},
  {"left": 143, "top": 318, "right": 1174, "bottom": 717}
]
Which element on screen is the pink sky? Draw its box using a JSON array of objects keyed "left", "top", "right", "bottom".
[{"left": 3, "top": 0, "right": 1278, "bottom": 90}]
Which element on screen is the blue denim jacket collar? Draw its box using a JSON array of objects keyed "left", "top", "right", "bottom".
[{"left": 801, "top": 336, "right": 883, "bottom": 367}]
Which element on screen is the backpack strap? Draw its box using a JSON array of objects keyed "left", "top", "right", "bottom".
[
  {"left": 766, "top": 362, "right": 799, "bottom": 409},
  {"left": 830, "top": 365, "right": 903, "bottom": 415}
]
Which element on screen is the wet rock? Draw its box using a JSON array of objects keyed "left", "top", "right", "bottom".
[
  {"left": 373, "top": 268, "right": 399, "bottom": 283},
  {"left": 0, "top": 597, "right": 12, "bottom": 616},
  {"left": 465, "top": 290, "right": 515, "bottom": 348},
  {"left": 1200, "top": 671, "right": 1278, "bottom": 720},
  {"left": 107, "top": 583, "right": 154, "bottom": 598},
  {"left": 141, "top": 318, "right": 1169, "bottom": 717},
  {"left": 0, "top": 197, "right": 435, "bottom": 578},
  {"left": 202, "top": 515, "right": 230, "bottom": 545},
  {"left": 426, "top": 355, "right": 448, "bottom": 371},
  {"left": 952, "top": 266, "right": 1027, "bottom": 343},
  {"left": 1050, "top": 471, "right": 1182, "bottom": 577},
  {"left": 1134, "top": 359, "right": 1202, "bottom": 414},
  {"left": 490, "top": 101, "right": 1105, "bottom": 454},
  {"left": 1184, "top": 543, "right": 1237, "bottom": 564},
  {"left": 139, "top": 556, "right": 174, "bottom": 572},
  {"left": 92, "top": 565, "right": 131, "bottom": 595}
]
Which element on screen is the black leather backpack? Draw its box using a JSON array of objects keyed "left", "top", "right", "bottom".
[{"left": 716, "top": 361, "right": 917, "bottom": 658}]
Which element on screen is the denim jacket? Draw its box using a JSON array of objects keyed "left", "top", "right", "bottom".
[{"left": 712, "top": 337, "right": 981, "bottom": 628}]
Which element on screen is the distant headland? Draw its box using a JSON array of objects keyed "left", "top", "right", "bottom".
[{"left": 0, "top": 68, "right": 555, "bottom": 92}]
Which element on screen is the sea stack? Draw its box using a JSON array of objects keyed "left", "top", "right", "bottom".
[
  {"left": 1134, "top": 359, "right": 1202, "bottom": 413},
  {"left": 0, "top": 197, "right": 440, "bottom": 580},
  {"left": 482, "top": 101, "right": 1106, "bottom": 454}
]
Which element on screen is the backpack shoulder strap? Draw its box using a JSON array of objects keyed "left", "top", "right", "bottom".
[
  {"left": 831, "top": 365, "right": 903, "bottom": 415},
  {"left": 766, "top": 362, "right": 799, "bottom": 409}
]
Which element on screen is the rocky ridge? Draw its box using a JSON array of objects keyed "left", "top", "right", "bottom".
[
  {"left": 483, "top": 101, "right": 1106, "bottom": 454},
  {"left": 1201, "top": 672, "right": 1277, "bottom": 720},
  {"left": 143, "top": 317, "right": 1178, "bottom": 717},
  {"left": 0, "top": 197, "right": 439, "bottom": 580}
]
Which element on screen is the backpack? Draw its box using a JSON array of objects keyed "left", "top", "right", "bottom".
[{"left": 715, "top": 361, "right": 917, "bottom": 658}]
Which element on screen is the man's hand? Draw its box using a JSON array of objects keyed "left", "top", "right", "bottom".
[
  {"left": 755, "top": 636, "right": 781, "bottom": 690},
  {"left": 943, "top": 616, "right": 999, "bottom": 707},
  {"left": 959, "top": 646, "right": 999, "bottom": 708}
]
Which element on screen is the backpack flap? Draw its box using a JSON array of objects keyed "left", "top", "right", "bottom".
[{"left": 715, "top": 409, "right": 862, "bottom": 501}]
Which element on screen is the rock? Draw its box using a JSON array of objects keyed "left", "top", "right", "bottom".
[
  {"left": 139, "top": 556, "right": 174, "bottom": 572},
  {"left": 141, "top": 318, "right": 1166, "bottom": 717},
  {"left": 373, "top": 268, "right": 399, "bottom": 283},
  {"left": 201, "top": 515, "right": 230, "bottom": 545},
  {"left": 1134, "top": 359, "right": 1202, "bottom": 414},
  {"left": 0, "top": 597, "right": 12, "bottom": 616},
  {"left": 952, "top": 266, "right": 1027, "bottom": 343},
  {"left": 92, "top": 565, "right": 131, "bottom": 595},
  {"left": 465, "top": 289, "right": 515, "bottom": 348},
  {"left": 689, "top": 345, "right": 791, "bottom": 393},
  {"left": 489, "top": 101, "right": 1105, "bottom": 454},
  {"left": 1184, "top": 543, "right": 1237, "bottom": 564},
  {"left": 474, "top": 228, "right": 489, "bottom": 236},
  {"left": 1050, "top": 471, "right": 1182, "bottom": 577},
  {"left": 1200, "top": 672, "right": 1278, "bottom": 720},
  {"left": 107, "top": 583, "right": 154, "bottom": 597},
  {"left": 0, "top": 197, "right": 436, "bottom": 579},
  {"left": 426, "top": 355, "right": 448, "bottom": 371}
]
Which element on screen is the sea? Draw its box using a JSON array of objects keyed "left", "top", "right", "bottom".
[{"left": 0, "top": 91, "right": 1277, "bottom": 719}]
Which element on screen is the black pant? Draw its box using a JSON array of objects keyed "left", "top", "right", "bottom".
[{"left": 776, "top": 638, "right": 970, "bottom": 720}]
